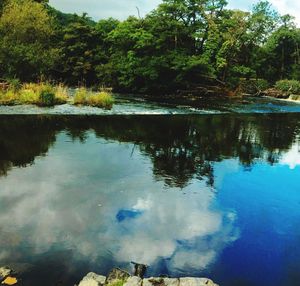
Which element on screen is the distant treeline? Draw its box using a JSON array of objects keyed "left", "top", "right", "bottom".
[{"left": 0, "top": 0, "right": 299, "bottom": 93}]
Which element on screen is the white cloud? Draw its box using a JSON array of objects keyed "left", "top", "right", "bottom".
[
  {"left": 280, "top": 143, "right": 300, "bottom": 169},
  {"left": 0, "top": 131, "right": 238, "bottom": 276}
]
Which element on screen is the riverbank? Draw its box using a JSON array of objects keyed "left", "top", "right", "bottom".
[
  {"left": 77, "top": 268, "right": 218, "bottom": 286},
  {"left": 0, "top": 266, "right": 219, "bottom": 286}
]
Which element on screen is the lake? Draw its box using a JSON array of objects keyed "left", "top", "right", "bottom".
[{"left": 0, "top": 106, "right": 300, "bottom": 285}]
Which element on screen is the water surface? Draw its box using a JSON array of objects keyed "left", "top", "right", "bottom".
[{"left": 0, "top": 114, "right": 300, "bottom": 286}]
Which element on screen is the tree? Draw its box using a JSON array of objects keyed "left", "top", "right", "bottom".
[
  {"left": 0, "top": 0, "right": 58, "bottom": 81},
  {"left": 259, "top": 15, "right": 300, "bottom": 81},
  {"left": 59, "top": 14, "right": 100, "bottom": 85}
]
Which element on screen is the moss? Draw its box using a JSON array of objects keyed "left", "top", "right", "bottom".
[{"left": 107, "top": 279, "right": 126, "bottom": 286}]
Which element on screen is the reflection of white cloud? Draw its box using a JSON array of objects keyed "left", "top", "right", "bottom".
[
  {"left": 0, "top": 132, "right": 238, "bottom": 275},
  {"left": 280, "top": 143, "right": 300, "bottom": 169}
]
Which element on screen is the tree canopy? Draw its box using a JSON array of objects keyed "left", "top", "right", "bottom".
[{"left": 0, "top": 0, "right": 299, "bottom": 93}]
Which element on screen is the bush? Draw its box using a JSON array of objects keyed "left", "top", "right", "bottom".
[
  {"left": 255, "top": 79, "right": 269, "bottom": 92},
  {"left": 6, "top": 78, "right": 21, "bottom": 91},
  {"left": 0, "top": 89, "right": 18, "bottom": 105},
  {"left": 239, "top": 79, "right": 269, "bottom": 95},
  {"left": 54, "top": 84, "right": 69, "bottom": 104},
  {"left": 89, "top": 92, "right": 114, "bottom": 109},
  {"left": 74, "top": 87, "right": 114, "bottom": 109},
  {"left": 275, "top": 80, "right": 300, "bottom": 95},
  {"left": 0, "top": 82, "right": 69, "bottom": 106},
  {"left": 74, "top": 87, "right": 89, "bottom": 105},
  {"left": 39, "top": 90, "right": 55, "bottom": 106}
]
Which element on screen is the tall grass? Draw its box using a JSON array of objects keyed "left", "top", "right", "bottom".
[
  {"left": 0, "top": 83, "right": 114, "bottom": 109},
  {"left": 0, "top": 82, "right": 69, "bottom": 106},
  {"left": 74, "top": 87, "right": 114, "bottom": 109}
]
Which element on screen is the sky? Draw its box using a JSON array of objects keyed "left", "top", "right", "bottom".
[{"left": 48, "top": 0, "right": 300, "bottom": 25}]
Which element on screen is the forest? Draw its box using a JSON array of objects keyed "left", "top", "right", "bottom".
[{"left": 0, "top": 0, "right": 299, "bottom": 94}]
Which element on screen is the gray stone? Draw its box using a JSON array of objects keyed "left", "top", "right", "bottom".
[
  {"left": 106, "top": 268, "right": 131, "bottom": 285},
  {"left": 0, "top": 267, "right": 11, "bottom": 279},
  {"left": 143, "top": 277, "right": 164, "bottom": 286},
  {"left": 163, "top": 278, "right": 180, "bottom": 286},
  {"left": 143, "top": 278, "right": 180, "bottom": 286},
  {"left": 79, "top": 272, "right": 106, "bottom": 286},
  {"left": 179, "top": 278, "right": 218, "bottom": 286},
  {"left": 124, "top": 276, "right": 142, "bottom": 286}
]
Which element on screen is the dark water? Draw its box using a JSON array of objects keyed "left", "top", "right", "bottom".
[{"left": 0, "top": 114, "right": 300, "bottom": 286}]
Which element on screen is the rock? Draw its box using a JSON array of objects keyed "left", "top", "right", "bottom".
[
  {"left": 143, "top": 277, "right": 179, "bottom": 286},
  {"left": 179, "top": 278, "right": 218, "bottom": 286},
  {"left": 1, "top": 276, "right": 17, "bottom": 285},
  {"left": 131, "top": 263, "right": 147, "bottom": 278},
  {"left": 105, "top": 268, "right": 130, "bottom": 285},
  {"left": 163, "top": 278, "right": 180, "bottom": 286},
  {"left": 123, "top": 276, "right": 142, "bottom": 286},
  {"left": 78, "top": 272, "right": 106, "bottom": 286},
  {"left": 0, "top": 267, "right": 12, "bottom": 280},
  {"left": 143, "top": 277, "right": 165, "bottom": 286}
]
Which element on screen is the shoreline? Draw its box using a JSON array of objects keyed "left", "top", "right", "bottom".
[{"left": 77, "top": 268, "right": 219, "bottom": 286}]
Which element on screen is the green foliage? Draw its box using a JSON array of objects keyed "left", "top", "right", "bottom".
[
  {"left": 0, "top": 83, "right": 68, "bottom": 106},
  {"left": 0, "top": 0, "right": 299, "bottom": 94},
  {"left": 39, "top": 90, "right": 55, "bottom": 106},
  {"left": 74, "top": 87, "right": 114, "bottom": 109},
  {"left": 240, "top": 79, "right": 269, "bottom": 94},
  {"left": 0, "top": 0, "right": 59, "bottom": 81},
  {"left": 107, "top": 280, "right": 125, "bottom": 286},
  {"left": 275, "top": 80, "right": 300, "bottom": 95}
]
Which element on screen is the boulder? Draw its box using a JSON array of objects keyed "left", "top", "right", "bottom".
[
  {"left": 123, "top": 276, "right": 142, "bottom": 286},
  {"left": 143, "top": 277, "right": 179, "bottom": 286},
  {"left": 132, "top": 263, "right": 147, "bottom": 278},
  {"left": 143, "top": 277, "right": 165, "bottom": 286},
  {"left": 179, "top": 278, "right": 218, "bottom": 286},
  {"left": 0, "top": 267, "right": 12, "bottom": 280},
  {"left": 79, "top": 272, "right": 106, "bottom": 286}
]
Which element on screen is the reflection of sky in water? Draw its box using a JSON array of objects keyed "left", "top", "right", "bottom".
[
  {"left": 1, "top": 129, "right": 300, "bottom": 286},
  {"left": 0, "top": 132, "right": 238, "bottom": 279}
]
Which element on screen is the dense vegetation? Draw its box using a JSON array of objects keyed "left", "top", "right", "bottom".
[{"left": 0, "top": 0, "right": 299, "bottom": 94}]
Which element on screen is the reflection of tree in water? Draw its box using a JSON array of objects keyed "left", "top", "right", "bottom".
[
  {"left": 0, "top": 114, "right": 299, "bottom": 187},
  {"left": 0, "top": 116, "right": 58, "bottom": 176}
]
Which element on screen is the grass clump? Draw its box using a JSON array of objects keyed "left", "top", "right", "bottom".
[
  {"left": 74, "top": 87, "right": 114, "bottom": 109},
  {"left": 0, "top": 82, "right": 69, "bottom": 106},
  {"left": 275, "top": 80, "right": 300, "bottom": 95}
]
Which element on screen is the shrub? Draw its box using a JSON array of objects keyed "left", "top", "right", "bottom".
[
  {"left": 0, "top": 82, "right": 69, "bottom": 106},
  {"left": 275, "top": 80, "right": 300, "bottom": 95},
  {"left": 7, "top": 78, "right": 21, "bottom": 91},
  {"left": 54, "top": 84, "right": 69, "bottom": 104},
  {"left": 74, "top": 87, "right": 89, "bottom": 105},
  {"left": 239, "top": 79, "right": 269, "bottom": 95},
  {"left": 89, "top": 91, "right": 114, "bottom": 109},
  {"left": 74, "top": 87, "right": 114, "bottom": 109},
  {"left": 39, "top": 90, "right": 55, "bottom": 106},
  {"left": 255, "top": 79, "right": 269, "bottom": 92},
  {"left": 0, "top": 89, "right": 18, "bottom": 105}
]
